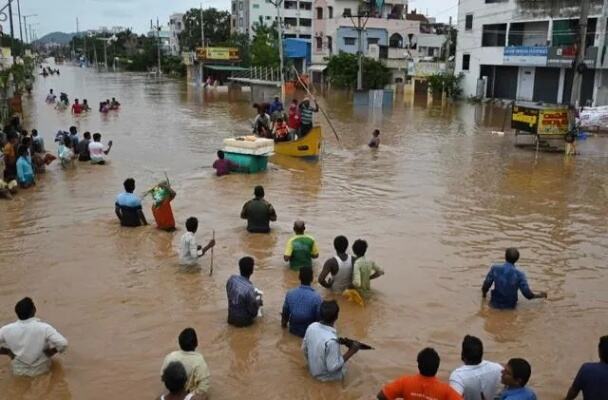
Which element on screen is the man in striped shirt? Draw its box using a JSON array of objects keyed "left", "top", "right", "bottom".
[{"left": 299, "top": 98, "right": 319, "bottom": 137}]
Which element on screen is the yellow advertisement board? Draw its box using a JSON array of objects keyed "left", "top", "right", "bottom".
[
  {"left": 537, "top": 109, "right": 570, "bottom": 135},
  {"left": 196, "top": 47, "right": 240, "bottom": 61}
]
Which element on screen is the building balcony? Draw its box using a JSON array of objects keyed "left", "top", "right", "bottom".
[{"left": 330, "top": 17, "right": 418, "bottom": 33}]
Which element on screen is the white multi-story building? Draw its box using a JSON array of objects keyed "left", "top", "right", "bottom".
[
  {"left": 455, "top": 0, "right": 608, "bottom": 105},
  {"left": 169, "top": 13, "right": 185, "bottom": 55},
  {"left": 231, "top": 0, "right": 313, "bottom": 40}
]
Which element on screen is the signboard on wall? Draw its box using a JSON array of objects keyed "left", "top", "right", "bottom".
[
  {"left": 503, "top": 46, "right": 548, "bottom": 66},
  {"left": 196, "top": 47, "right": 240, "bottom": 61},
  {"left": 547, "top": 46, "right": 598, "bottom": 67}
]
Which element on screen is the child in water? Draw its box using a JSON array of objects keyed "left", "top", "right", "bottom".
[
  {"left": 369, "top": 129, "right": 380, "bottom": 148},
  {"left": 179, "top": 217, "right": 216, "bottom": 267},
  {"left": 58, "top": 137, "right": 75, "bottom": 168}
]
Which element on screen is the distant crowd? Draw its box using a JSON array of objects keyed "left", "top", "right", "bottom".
[{"left": 0, "top": 116, "right": 113, "bottom": 199}]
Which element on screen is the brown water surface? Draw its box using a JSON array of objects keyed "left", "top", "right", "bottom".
[{"left": 1, "top": 65, "right": 607, "bottom": 399}]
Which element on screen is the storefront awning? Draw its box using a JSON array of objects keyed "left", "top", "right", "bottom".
[
  {"left": 308, "top": 64, "right": 328, "bottom": 72},
  {"left": 205, "top": 65, "right": 249, "bottom": 72}
]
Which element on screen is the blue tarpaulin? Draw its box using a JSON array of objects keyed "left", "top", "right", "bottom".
[{"left": 283, "top": 39, "right": 311, "bottom": 64}]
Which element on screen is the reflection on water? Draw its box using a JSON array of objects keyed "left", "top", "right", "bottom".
[{"left": 0, "top": 65, "right": 607, "bottom": 399}]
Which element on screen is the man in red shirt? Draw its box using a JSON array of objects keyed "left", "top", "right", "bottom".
[
  {"left": 378, "top": 347, "right": 463, "bottom": 400},
  {"left": 71, "top": 99, "right": 83, "bottom": 114}
]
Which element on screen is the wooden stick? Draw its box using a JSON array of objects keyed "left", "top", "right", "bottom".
[
  {"left": 209, "top": 230, "right": 215, "bottom": 276},
  {"left": 292, "top": 66, "right": 343, "bottom": 148}
]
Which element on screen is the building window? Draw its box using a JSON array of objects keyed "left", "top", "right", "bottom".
[
  {"left": 266, "top": 16, "right": 272, "bottom": 20},
  {"left": 462, "top": 54, "right": 470, "bottom": 71},
  {"left": 232, "top": 2, "right": 237, "bottom": 12},
  {"left": 343, "top": 8, "right": 352, "bottom": 17},
  {"left": 253, "top": 4, "right": 260, "bottom": 8},
  {"left": 300, "top": 18, "right": 312, "bottom": 27},
  {"left": 344, "top": 37, "right": 356, "bottom": 45},
  {"left": 299, "top": 34, "right": 311, "bottom": 39},
  {"left": 327, "top": 36, "right": 333, "bottom": 53},
  {"left": 316, "top": 37, "right": 323, "bottom": 50},
  {"left": 482, "top": 23, "right": 507, "bottom": 46},
  {"left": 465, "top": 14, "right": 473, "bottom": 31},
  {"left": 299, "top": 2, "right": 311, "bottom": 10},
  {"left": 239, "top": 17, "right": 243, "bottom": 27},
  {"left": 239, "top": 2, "right": 243, "bottom": 10},
  {"left": 316, "top": 7, "right": 323, "bottom": 19},
  {"left": 328, "top": 6, "right": 333, "bottom": 18},
  {"left": 368, "top": 38, "right": 379, "bottom": 45}
]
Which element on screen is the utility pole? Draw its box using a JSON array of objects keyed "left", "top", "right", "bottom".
[
  {"left": 157, "top": 18, "right": 162, "bottom": 77},
  {"left": 8, "top": 0, "right": 15, "bottom": 58},
  {"left": 269, "top": 0, "right": 285, "bottom": 102},
  {"left": 446, "top": 16, "right": 452, "bottom": 61},
  {"left": 347, "top": 12, "right": 369, "bottom": 91},
  {"left": 22, "top": 15, "right": 37, "bottom": 43},
  {"left": 570, "top": 0, "right": 591, "bottom": 107},
  {"left": 199, "top": 3, "right": 204, "bottom": 85}
]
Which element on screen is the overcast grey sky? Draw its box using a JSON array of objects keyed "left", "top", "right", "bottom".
[{"left": 3, "top": 0, "right": 458, "bottom": 38}]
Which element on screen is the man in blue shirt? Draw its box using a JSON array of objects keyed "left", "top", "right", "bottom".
[
  {"left": 115, "top": 178, "right": 148, "bottom": 227},
  {"left": 565, "top": 335, "right": 608, "bottom": 400},
  {"left": 499, "top": 358, "right": 537, "bottom": 400},
  {"left": 281, "top": 267, "right": 322, "bottom": 337},
  {"left": 482, "top": 248, "right": 547, "bottom": 309}
]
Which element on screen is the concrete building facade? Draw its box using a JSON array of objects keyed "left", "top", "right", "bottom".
[
  {"left": 169, "top": 13, "right": 185, "bottom": 56},
  {"left": 231, "top": 0, "right": 313, "bottom": 40},
  {"left": 310, "top": 1, "right": 448, "bottom": 83},
  {"left": 455, "top": 0, "right": 608, "bottom": 105}
]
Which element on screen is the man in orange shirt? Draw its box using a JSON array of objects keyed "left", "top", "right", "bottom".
[{"left": 377, "top": 347, "right": 463, "bottom": 400}]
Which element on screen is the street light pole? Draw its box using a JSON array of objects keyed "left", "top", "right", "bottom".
[
  {"left": 269, "top": 0, "right": 285, "bottom": 102},
  {"left": 16, "top": 0, "right": 22, "bottom": 45}
]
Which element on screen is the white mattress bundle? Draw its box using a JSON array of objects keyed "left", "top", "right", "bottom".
[{"left": 223, "top": 136, "right": 274, "bottom": 155}]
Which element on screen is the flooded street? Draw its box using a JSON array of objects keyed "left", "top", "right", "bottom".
[{"left": 1, "top": 65, "right": 607, "bottom": 399}]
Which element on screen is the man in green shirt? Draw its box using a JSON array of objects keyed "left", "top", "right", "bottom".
[
  {"left": 241, "top": 186, "right": 277, "bottom": 233},
  {"left": 352, "top": 239, "right": 384, "bottom": 292},
  {"left": 284, "top": 220, "right": 319, "bottom": 270}
]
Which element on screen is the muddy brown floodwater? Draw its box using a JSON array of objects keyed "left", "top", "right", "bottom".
[{"left": 1, "top": 64, "right": 607, "bottom": 399}]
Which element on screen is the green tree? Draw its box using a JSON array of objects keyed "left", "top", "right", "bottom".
[
  {"left": 179, "top": 8, "right": 231, "bottom": 50},
  {"left": 250, "top": 17, "right": 279, "bottom": 67},
  {"left": 326, "top": 52, "right": 390, "bottom": 90},
  {"left": 217, "top": 33, "right": 251, "bottom": 67}
]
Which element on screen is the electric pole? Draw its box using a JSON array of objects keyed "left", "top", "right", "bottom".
[
  {"left": 347, "top": 12, "right": 369, "bottom": 91},
  {"left": 570, "top": 0, "right": 591, "bottom": 107},
  {"left": 200, "top": 3, "right": 204, "bottom": 85}
]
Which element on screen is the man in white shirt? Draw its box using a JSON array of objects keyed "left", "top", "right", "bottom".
[
  {"left": 179, "top": 217, "right": 215, "bottom": 266},
  {"left": 0, "top": 297, "right": 68, "bottom": 377},
  {"left": 161, "top": 328, "right": 210, "bottom": 398},
  {"left": 449, "top": 335, "right": 503, "bottom": 400},
  {"left": 302, "top": 300, "right": 360, "bottom": 381},
  {"left": 88, "top": 133, "right": 112, "bottom": 165}
]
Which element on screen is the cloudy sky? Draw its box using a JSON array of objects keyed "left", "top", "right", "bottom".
[{"left": 3, "top": 0, "right": 458, "bottom": 39}]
